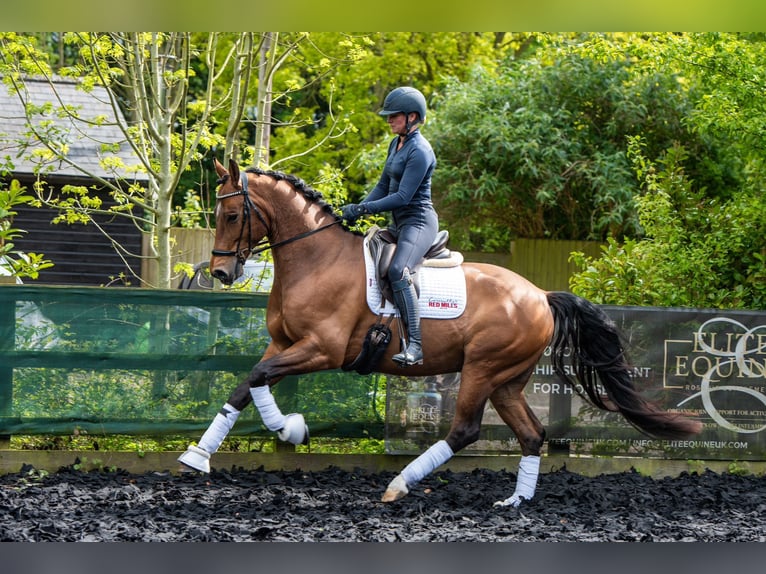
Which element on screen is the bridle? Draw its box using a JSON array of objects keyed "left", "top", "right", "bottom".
[
  {"left": 211, "top": 169, "right": 342, "bottom": 265},
  {"left": 211, "top": 171, "right": 268, "bottom": 264}
]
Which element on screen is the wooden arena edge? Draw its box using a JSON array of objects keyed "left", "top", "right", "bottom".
[{"left": 0, "top": 450, "right": 763, "bottom": 478}]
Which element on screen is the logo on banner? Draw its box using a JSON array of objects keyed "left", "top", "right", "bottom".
[{"left": 664, "top": 318, "right": 766, "bottom": 433}]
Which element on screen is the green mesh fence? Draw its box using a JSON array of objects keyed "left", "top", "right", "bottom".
[
  {"left": 4, "top": 285, "right": 765, "bottom": 461},
  {"left": 0, "top": 285, "right": 385, "bottom": 438}
]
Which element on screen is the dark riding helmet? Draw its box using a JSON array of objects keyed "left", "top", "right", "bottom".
[{"left": 378, "top": 86, "right": 427, "bottom": 123}]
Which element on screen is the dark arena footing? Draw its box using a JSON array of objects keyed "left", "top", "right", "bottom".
[{"left": 0, "top": 464, "right": 764, "bottom": 542}]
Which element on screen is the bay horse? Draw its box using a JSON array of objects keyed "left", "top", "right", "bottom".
[{"left": 178, "top": 158, "right": 702, "bottom": 508}]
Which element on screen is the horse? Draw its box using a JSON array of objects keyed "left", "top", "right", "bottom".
[{"left": 178, "top": 158, "right": 702, "bottom": 508}]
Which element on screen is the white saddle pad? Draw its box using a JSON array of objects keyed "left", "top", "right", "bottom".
[{"left": 363, "top": 234, "right": 467, "bottom": 319}]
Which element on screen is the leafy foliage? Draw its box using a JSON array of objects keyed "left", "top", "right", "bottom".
[
  {"left": 0, "top": 179, "right": 52, "bottom": 280},
  {"left": 570, "top": 136, "right": 766, "bottom": 309},
  {"left": 428, "top": 33, "right": 744, "bottom": 250},
  {"left": 268, "top": 33, "right": 521, "bottom": 199},
  {"left": 568, "top": 34, "right": 766, "bottom": 310}
]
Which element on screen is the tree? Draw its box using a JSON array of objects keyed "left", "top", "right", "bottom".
[
  {"left": 428, "top": 33, "right": 737, "bottom": 250},
  {"left": 242, "top": 33, "right": 370, "bottom": 171},
  {"left": 1, "top": 33, "right": 376, "bottom": 286},
  {"left": 567, "top": 33, "right": 766, "bottom": 310},
  {"left": 0, "top": 32, "right": 257, "bottom": 288},
  {"left": 570, "top": 137, "right": 766, "bottom": 310},
  {"left": 266, "top": 32, "right": 519, "bottom": 198}
]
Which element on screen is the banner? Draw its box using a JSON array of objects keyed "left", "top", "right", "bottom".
[{"left": 385, "top": 306, "right": 766, "bottom": 460}]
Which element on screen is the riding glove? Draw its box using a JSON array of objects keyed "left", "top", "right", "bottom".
[{"left": 341, "top": 203, "right": 368, "bottom": 222}]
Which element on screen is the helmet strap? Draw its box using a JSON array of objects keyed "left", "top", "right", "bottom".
[{"left": 404, "top": 112, "right": 421, "bottom": 134}]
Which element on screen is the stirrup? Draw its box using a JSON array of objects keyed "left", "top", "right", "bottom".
[{"left": 392, "top": 344, "right": 423, "bottom": 367}]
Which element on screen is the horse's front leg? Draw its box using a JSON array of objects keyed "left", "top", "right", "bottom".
[
  {"left": 177, "top": 376, "right": 257, "bottom": 473},
  {"left": 244, "top": 331, "right": 347, "bottom": 444},
  {"left": 244, "top": 360, "right": 309, "bottom": 447},
  {"left": 178, "top": 337, "right": 336, "bottom": 473}
]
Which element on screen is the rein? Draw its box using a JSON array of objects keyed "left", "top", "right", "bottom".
[{"left": 212, "top": 170, "right": 342, "bottom": 263}]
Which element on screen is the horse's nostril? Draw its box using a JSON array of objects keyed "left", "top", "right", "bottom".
[{"left": 211, "top": 268, "right": 231, "bottom": 285}]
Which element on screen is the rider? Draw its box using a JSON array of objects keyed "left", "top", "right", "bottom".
[{"left": 341, "top": 86, "right": 438, "bottom": 367}]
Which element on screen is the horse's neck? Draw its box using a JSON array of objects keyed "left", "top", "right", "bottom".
[
  {"left": 266, "top": 190, "right": 324, "bottom": 245},
  {"left": 267, "top": 195, "right": 360, "bottom": 282},
  {"left": 271, "top": 228, "right": 360, "bottom": 304},
  {"left": 263, "top": 182, "right": 320, "bottom": 242},
  {"left": 273, "top": 219, "right": 351, "bottom": 259}
]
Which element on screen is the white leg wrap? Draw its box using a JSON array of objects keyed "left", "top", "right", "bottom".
[
  {"left": 277, "top": 413, "right": 309, "bottom": 445},
  {"left": 494, "top": 454, "right": 541, "bottom": 508},
  {"left": 197, "top": 403, "right": 240, "bottom": 454},
  {"left": 400, "top": 440, "right": 454, "bottom": 486},
  {"left": 250, "top": 385, "right": 287, "bottom": 432}
]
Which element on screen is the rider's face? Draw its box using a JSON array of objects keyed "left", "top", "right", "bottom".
[{"left": 387, "top": 112, "right": 409, "bottom": 136}]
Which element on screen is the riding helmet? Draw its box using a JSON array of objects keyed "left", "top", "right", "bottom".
[{"left": 378, "top": 87, "right": 427, "bottom": 123}]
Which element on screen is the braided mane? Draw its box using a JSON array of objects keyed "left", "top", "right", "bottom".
[{"left": 245, "top": 167, "right": 341, "bottom": 221}]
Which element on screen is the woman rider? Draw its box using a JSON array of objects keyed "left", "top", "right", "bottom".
[{"left": 341, "top": 86, "right": 438, "bottom": 367}]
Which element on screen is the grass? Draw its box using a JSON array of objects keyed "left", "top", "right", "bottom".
[{"left": 9, "top": 434, "right": 386, "bottom": 455}]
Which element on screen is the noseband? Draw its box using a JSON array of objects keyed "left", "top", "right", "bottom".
[{"left": 211, "top": 169, "right": 342, "bottom": 265}]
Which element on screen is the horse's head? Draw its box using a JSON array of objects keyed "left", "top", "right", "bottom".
[{"left": 210, "top": 158, "right": 269, "bottom": 285}]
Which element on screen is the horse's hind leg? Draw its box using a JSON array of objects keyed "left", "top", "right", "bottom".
[
  {"left": 381, "top": 369, "right": 489, "bottom": 502},
  {"left": 489, "top": 377, "right": 546, "bottom": 507}
]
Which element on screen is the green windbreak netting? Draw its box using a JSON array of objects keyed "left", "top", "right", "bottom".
[
  {"left": 5, "top": 285, "right": 765, "bottom": 461},
  {"left": 0, "top": 285, "right": 384, "bottom": 438}
]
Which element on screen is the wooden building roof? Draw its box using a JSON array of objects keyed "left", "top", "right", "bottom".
[
  {"left": 0, "top": 75, "right": 146, "bottom": 181},
  {"left": 1, "top": 76, "right": 148, "bottom": 286}
]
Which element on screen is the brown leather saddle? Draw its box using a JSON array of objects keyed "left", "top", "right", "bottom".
[{"left": 366, "top": 226, "right": 459, "bottom": 306}]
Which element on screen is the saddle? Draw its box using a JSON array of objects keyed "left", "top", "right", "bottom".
[
  {"left": 366, "top": 226, "right": 463, "bottom": 306},
  {"left": 342, "top": 227, "right": 464, "bottom": 375}
]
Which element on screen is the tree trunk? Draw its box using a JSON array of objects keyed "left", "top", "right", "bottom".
[{"left": 253, "top": 33, "right": 277, "bottom": 169}]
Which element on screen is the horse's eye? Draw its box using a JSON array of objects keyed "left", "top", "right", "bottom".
[{"left": 226, "top": 213, "right": 238, "bottom": 223}]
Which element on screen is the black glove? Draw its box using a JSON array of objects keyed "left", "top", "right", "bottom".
[{"left": 341, "top": 203, "right": 368, "bottom": 222}]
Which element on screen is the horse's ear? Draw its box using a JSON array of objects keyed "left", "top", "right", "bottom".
[
  {"left": 213, "top": 158, "right": 227, "bottom": 178},
  {"left": 228, "top": 158, "right": 240, "bottom": 184}
]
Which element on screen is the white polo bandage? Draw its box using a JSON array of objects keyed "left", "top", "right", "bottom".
[
  {"left": 250, "top": 385, "right": 287, "bottom": 431},
  {"left": 400, "top": 440, "right": 454, "bottom": 486},
  {"left": 197, "top": 403, "right": 240, "bottom": 454},
  {"left": 494, "top": 454, "right": 541, "bottom": 508}
]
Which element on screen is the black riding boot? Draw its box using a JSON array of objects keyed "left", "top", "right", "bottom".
[{"left": 391, "top": 269, "right": 423, "bottom": 366}]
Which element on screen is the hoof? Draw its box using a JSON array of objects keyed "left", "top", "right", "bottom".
[
  {"left": 177, "top": 445, "right": 210, "bottom": 473},
  {"left": 381, "top": 474, "right": 408, "bottom": 502},
  {"left": 277, "top": 413, "right": 309, "bottom": 446},
  {"left": 493, "top": 494, "right": 524, "bottom": 508}
]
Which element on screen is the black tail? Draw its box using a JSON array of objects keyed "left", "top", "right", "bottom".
[{"left": 546, "top": 291, "right": 702, "bottom": 439}]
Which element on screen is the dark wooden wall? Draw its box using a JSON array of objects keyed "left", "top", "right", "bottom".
[{"left": 7, "top": 177, "right": 143, "bottom": 287}]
